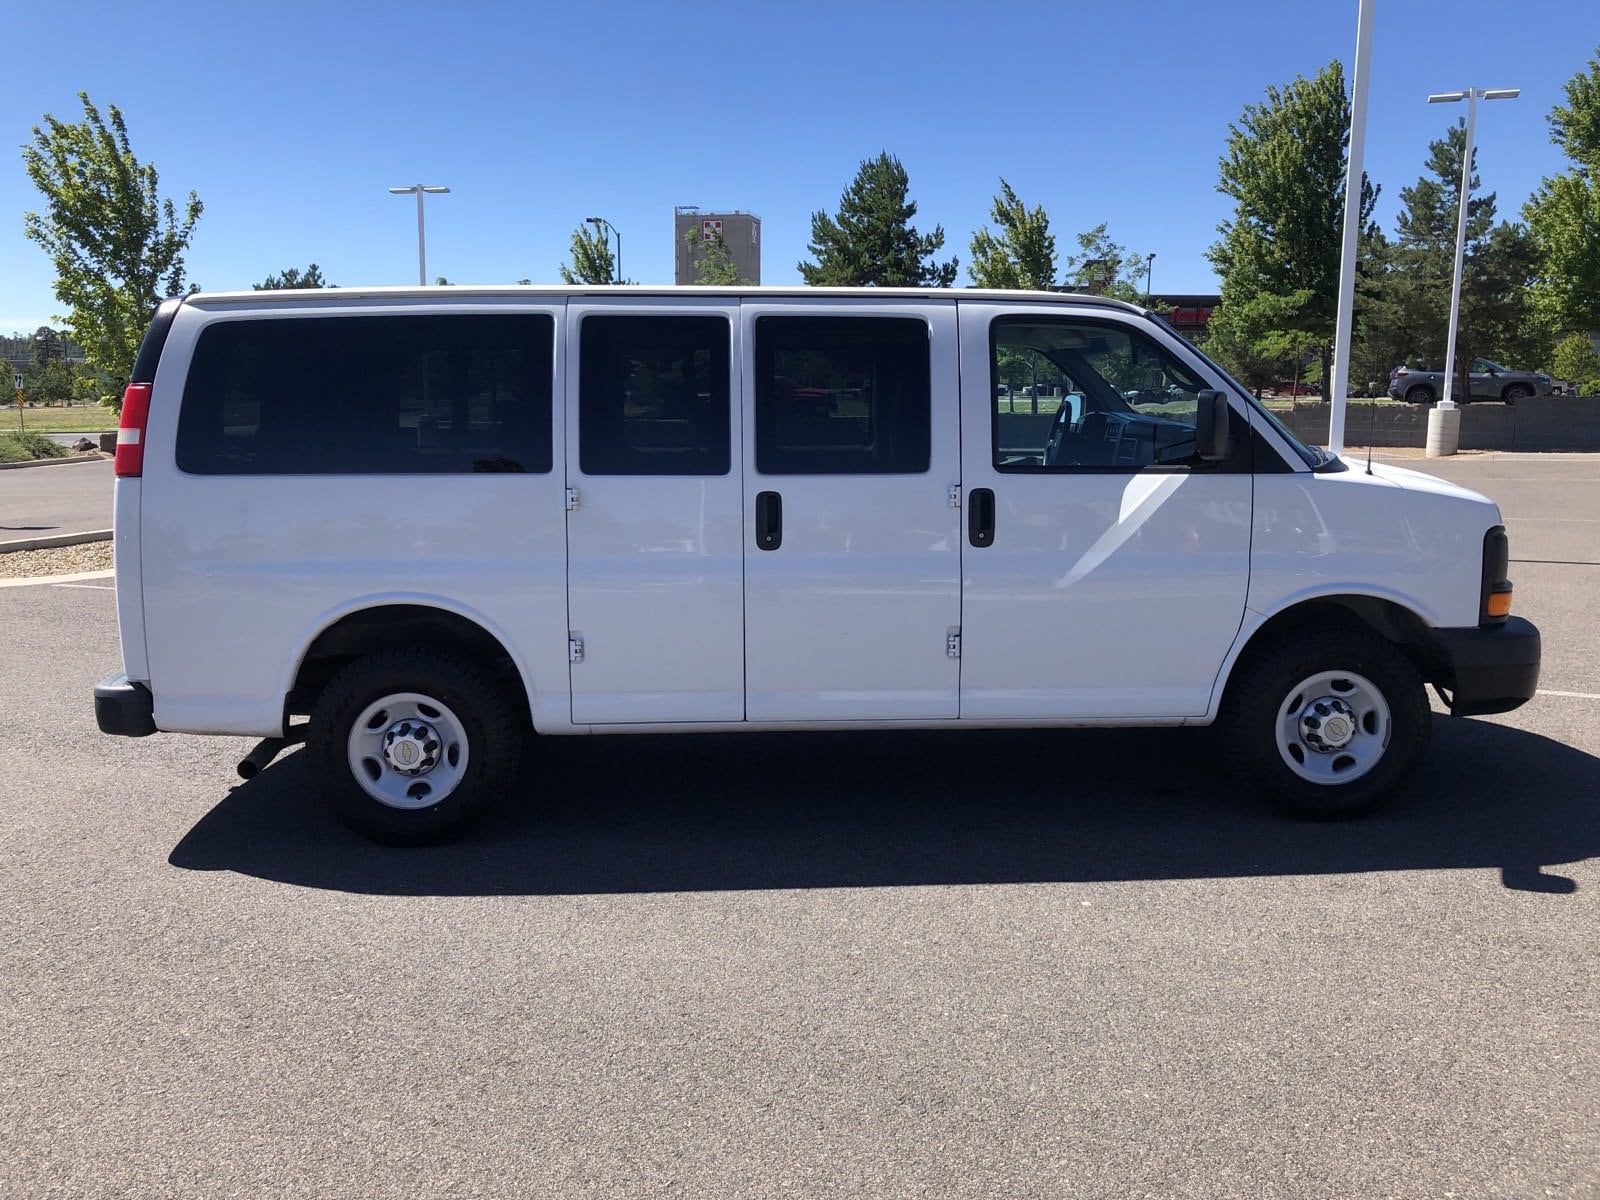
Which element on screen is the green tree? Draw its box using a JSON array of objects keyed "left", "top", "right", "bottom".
[
  {"left": 1366, "top": 121, "right": 1545, "bottom": 376},
  {"left": 968, "top": 178, "right": 1056, "bottom": 289},
  {"left": 22, "top": 359, "right": 74, "bottom": 406},
  {"left": 22, "top": 93, "right": 202, "bottom": 405},
  {"left": 799, "top": 151, "right": 957, "bottom": 287},
  {"left": 1526, "top": 49, "right": 1600, "bottom": 338},
  {"left": 1208, "top": 61, "right": 1377, "bottom": 392},
  {"left": 33, "top": 325, "right": 62, "bottom": 365},
  {"left": 1206, "top": 290, "right": 1321, "bottom": 395},
  {"left": 1062, "top": 223, "right": 1148, "bottom": 302},
  {"left": 254, "top": 264, "right": 332, "bottom": 290},
  {"left": 559, "top": 224, "right": 617, "bottom": 284},
  {"left": 682, "top": 225, "right": 746, "bottom": 285},
  {"left": 1550, "top": 331, "right": 1600, "bottom": 387}
]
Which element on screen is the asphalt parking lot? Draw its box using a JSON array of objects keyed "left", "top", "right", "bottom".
[{"left": 2, "top": 452, "right": 1596, "bottom": 1198}]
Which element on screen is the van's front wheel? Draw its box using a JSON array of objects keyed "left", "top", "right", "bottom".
[
  {"left": 1221, "top": 626, "right": 1430, "bottom": 819},
  {"left": 308, "top": 647, "right": 523, "bottom": 844}
]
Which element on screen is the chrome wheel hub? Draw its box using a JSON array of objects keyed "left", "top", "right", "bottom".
[
  {"left": 1300, "top": 696, "right": 1357, "bottom": 752},
  {"left": 381, "top": 719, "right": 441, "bottom": 775}
]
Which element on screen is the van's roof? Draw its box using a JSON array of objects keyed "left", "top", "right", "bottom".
[{"left": 182, "top": 284, "right": 1150, "bottom": 313}]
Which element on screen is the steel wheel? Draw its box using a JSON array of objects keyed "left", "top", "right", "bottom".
[
  {"left": 346, "top": 691, "right": 470, "bottom": 810},
  {"left": 1273, "top": 669, "right": 1391, "bottom": 786}
]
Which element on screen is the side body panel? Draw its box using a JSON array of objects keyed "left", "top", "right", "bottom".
[
  {"left": 138, "top": 299, "right": 570, "bottom": 736},
  {"left": 563, "top": 298, "right": 745, "bottom": 724},
  {"left": 739, "top": 298, "right": 962, "bottom": 720},
  {"left": 956, "top": 301, "right": 1254, "bottom": 720},
  {"left": 1247, "top": 469, "right": 1490, "bottom": 630}
]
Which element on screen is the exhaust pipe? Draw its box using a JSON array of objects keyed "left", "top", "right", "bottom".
[{"left": 236, "top": 729, "right": 307, "bottom": 780}]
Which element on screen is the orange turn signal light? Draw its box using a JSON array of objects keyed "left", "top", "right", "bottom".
[{"left": 1485, "top": 589, "right": 1513, "bottom": 619}]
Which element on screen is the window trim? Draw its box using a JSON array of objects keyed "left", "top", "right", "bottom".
[
  {"left": 987, "top": 313, "right": 1249, "bottom": 475},
  {"left": 752, "top": 312, "right": 934, "bottom": 477},
  {"left": 173, "top": 310, "right": 559, "bottom": 477}
]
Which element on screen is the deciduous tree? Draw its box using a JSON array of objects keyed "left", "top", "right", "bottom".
[
  {"left": 682, "top": 226, "right": 745, "bottom": 285},
  {"left": 968, "top": 179, "right": 1056, "bottom": 290},
  {"left": 1207, "top": 62, "right": 1376, "bottom": 391},
  {"left": 1062, "top": 223, "right": 1148, "bottom": 302},
  {"left": 1526, "top": 49, "right": 1600, "bottom": 338},
  {"left": 22, "top": 93, "right": 202, "bottom": 403},
  {"left": 559, "top": 224, "right": 617, "bottom": 285}
]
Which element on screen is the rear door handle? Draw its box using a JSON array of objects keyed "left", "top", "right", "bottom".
[
  {"left": 968, "top": 487, "right": 995, "bottom": 548},
  {"left": 755, "top": 490, "right": 782, "bottom": 551}
]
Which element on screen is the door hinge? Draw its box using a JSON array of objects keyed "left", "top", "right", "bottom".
[
  {"left": 565, "top": 486, "right": 580, "bottom": 511},
  {"left": 568, "top": 635, "right": 584, "bottom": 663},
  {"left": 948, "top": 483, "right": 962, "bottom": 508},
  {"left": 946, "top": 629, "right": 961, "bottom": 658}
]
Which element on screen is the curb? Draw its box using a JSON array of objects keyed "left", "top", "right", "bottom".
[
  {"left": 0, "top": 528, "right": 113, "bottom": 554},
  {"left": 0, "top": 453, "right": 106, "bottom": 471}
]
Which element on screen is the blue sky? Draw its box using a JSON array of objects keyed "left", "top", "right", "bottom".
[{"left": 2, "top": 0, "right": 1595, "bottom": 333}]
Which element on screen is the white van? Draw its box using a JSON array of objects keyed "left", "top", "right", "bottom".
[{"left": 94, "top": 287, "right": 1540, "bottom": 843}]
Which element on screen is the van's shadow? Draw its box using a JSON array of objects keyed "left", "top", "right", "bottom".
[{"left": 169, "top": 719, "right": 1598, "bottom": 896}]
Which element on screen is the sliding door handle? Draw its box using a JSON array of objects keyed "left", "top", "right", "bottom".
[
  {"left": 968, "top": 487, "right": 995, "bottom": 547},
  {"left": 755, "top": 490, "right": 783, "bottom": 551}
]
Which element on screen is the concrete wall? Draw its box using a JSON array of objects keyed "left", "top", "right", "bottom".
[{"left": 1279, "top": 397, "right": 1600, "bottom": 451}]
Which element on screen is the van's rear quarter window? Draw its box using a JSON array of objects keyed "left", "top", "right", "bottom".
[{"left": 175, "top": 314, "right": 555, "bottom": 474}]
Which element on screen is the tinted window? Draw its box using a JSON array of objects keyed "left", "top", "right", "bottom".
[
  {"left": 579, "top": 314, "right": 731, "bottom": 476},
  {"left": 175, "top": 314, "right": 554, "bottom": 474},
  {"left": 992, "top": 318, "right": 1209, "bottom": 471},
  {"left": 755, "top": 316, "right": 930, "bottom": 474}
]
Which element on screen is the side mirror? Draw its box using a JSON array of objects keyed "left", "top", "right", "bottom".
[{"left": 1196, "top": 389, "right": 1231, "bottom": 461}]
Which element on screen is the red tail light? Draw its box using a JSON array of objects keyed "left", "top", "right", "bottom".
[{"left": 115, "top": 382, "right": 152, "bottom": 477}]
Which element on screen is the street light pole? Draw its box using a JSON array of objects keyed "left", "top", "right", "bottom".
[
  {"left": 1327, "top": 0, "right": 1374, "bottom": 458},
  {"left": 1427, "top": 87, "right": 1518, "bottom": 408},
  {"left": 389, "top": 185, "right": 451, "bottom": 285},
  {"left": 586, "top": 216, "right": 622, "bottom": 284},
  {"left": 1144, "top": 253, "right": 1156, "bottom": 300}
]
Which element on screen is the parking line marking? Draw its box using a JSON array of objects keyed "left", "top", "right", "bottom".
[
  {"left": 53, "top": 582, "right": 114, "bottom": 590},
  {"left": 1538, "top": 689, "right": 1600, "bottom": 700},
  {"left": 0, "top": 568, "right": 115, "bottom": 589}
]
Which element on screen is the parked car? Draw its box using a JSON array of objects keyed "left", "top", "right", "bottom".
[
  {"left": 95, "top": 287, "right": 1540, "bottom": 843},
  {"left": 1388, "top": 358, "right": 1554, "bottom": 405}
]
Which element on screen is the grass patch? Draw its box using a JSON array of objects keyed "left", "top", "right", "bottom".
[
  {"left": 0, "top": 432, "right": 71, "bottom": 463},
  {"left": 0, "top": 404, "right": 117, "bottom": 433}
]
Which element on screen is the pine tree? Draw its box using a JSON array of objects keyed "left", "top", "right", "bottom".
[{"left": 799, "top": 152, "right": 957, "bottom": 287}]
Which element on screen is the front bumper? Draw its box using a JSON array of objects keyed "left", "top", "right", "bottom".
[
  {"left": 1431, "top": 616, "right": 1541, "bottom": 717},
  {"left": 95, "top": 673, "right": 156, "bottom": 737}
]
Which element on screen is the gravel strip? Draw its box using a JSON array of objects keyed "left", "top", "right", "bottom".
[{"left": 0, "top": 540, "right": 113, "bottom": 578}]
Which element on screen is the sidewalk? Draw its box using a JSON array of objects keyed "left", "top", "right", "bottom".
[{"left": 0, "top": 457, "right": 113, "bottom": 540}]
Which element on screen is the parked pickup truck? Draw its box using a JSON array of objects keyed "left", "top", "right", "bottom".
[{"left": 1388, "top": 359, "right": 1554, "bottom": 405}]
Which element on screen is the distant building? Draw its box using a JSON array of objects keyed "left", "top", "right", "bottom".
[
  {"left": 1148, "top": 294, "right": 1219, "bottom": 343},
  {"left": 674, "top": 207, "right": 761, "bottom": 284}
]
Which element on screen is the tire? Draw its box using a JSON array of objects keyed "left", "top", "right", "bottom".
[
  {"left": 1404, "top": 384, "right": 1435, "bottom": 405},
  {"left": 307, "top": 646, "right": 524, "bottom": 844},
  {"left": 1219, "top": 624, "right": 1430, "bottom": 820},
  {"left": 1502, "top": 383, "right": 1532, "bottom": 405}
]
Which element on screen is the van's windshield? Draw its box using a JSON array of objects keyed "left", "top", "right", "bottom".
[{"left": 1145, "top": 313, "right": 1336, "bottom": 470}]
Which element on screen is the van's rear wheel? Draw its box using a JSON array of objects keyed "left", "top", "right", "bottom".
[
  {"left": 308, "top": 647, "right": 522, "bottom": 844},
  {"left": 1220, "top": 626, "right": 1430, "bottom": 819}
]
